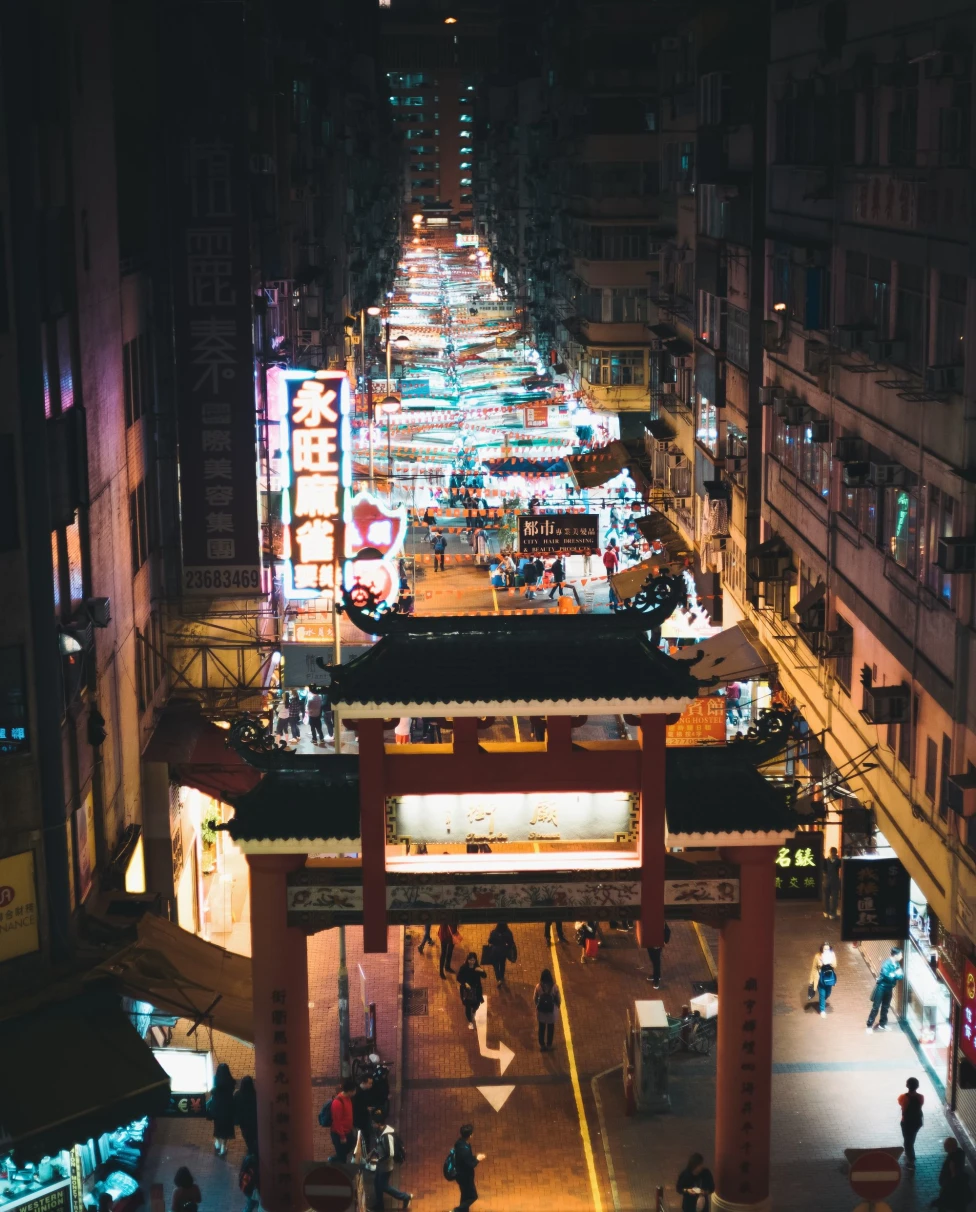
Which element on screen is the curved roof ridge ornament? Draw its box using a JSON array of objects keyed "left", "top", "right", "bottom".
[{"left": 337, "top": 569, "right": 690, "bottom": 639}]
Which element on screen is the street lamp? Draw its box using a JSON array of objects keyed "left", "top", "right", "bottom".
[{"left": 379, "top": 394, "right": 400, "bottom": 489}]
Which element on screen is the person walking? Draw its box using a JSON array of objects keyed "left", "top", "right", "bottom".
[
  {"left": 287, "top": 690, "right": 303, "bottom": 739},
  {"left": 353, "top": 1074, "right": 377, "bottom": 1154},
  {"left": 547, "top": 554, "right": 565, "bottom": 598},
  {"left": 450, "top": 1123, "right": 485, "bottom": 1212},
  {"left": 487, "top": 921, "right": 516, "bottom": 985},
  {"left": 438, "top": 921, "right": 457, "bottom": 977},
  {"left": 233, "top": 1074, "right": 258, "bottom": 1153},
  {"left": 646, "top": 922, "right": 672, "bottom": 989},
  {"left": 307, "top": 691, "right": 325, "bottom": 744},
  {"left": 207, "top": 1063, "right": 236, "bottom": 1156},
  {"left": 544, "top": 920, "right": 566, "bottom": 944},
  {"left": 238, "top": 1152, "right": 259, "bottom": 1212},
  {"left": 935, "top": 1138, "right": 972, "bottom": 1210},
  {"left": 676, "top": 1152, "right": 715, "bottom": 1212},
  {"left": 499, "top": 553, "right": 516, "bottom": 587},
  {"left": 867, "top": 947, "right": 905, "bottom": 1031},
  {"left": 368, "top": 1110, "right": 412, "bottom": 1210},
  {"left": 456, "top": 952, "right": 488, "bottom": 1030},
  {"left": 433, "top": 530, "right": 447, "bottom": 572},
  {"left": 171, "top": 1167, "right": 202, "bottom": 1212},
  {"left": 576, "top": 920, "right": 599, "bottom": 963},
  {"left": 327, "top": 1077, "right": 357, "bottom": 1162},
  {"left": 534, "top": 967, "right": 561, "bottom": 1051},
  {"left": 898, "top": 1077, "right": 924, "bottom": 1170},
  {"left": 823, "top": 846, "right": 842, "bottom": 919},
  {"left": 809, "top": 941, "right": 838, "bottom": 1016},
  {"left": 522, "top": 557, "right": 539, "bottom": 600},
  {"left": 417, "top": 921, "right": 434, "bottom": 953},
  {"left": 473, "top": 525, "right": 488, "bottom": 565}
]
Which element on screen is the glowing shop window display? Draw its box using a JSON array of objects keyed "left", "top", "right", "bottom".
[
  {"left": 343, "top": 491, "right": 408, "bottom": 610},
  {"left": 281, "top": 370, "right": 352, "bottom": 605}
]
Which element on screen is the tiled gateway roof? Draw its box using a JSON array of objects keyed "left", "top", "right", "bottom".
[{"left": 327, "top": 614, "right": 704, "bottom": 715}]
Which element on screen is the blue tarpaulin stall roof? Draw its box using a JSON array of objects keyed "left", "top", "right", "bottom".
[{"left": 485, "top": 457, "right": 569, "bottom": 475}]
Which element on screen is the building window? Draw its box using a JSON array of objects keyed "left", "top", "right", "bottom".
[
  {"left": 833, "top": 615, "right": 854, "bottom": 692},
  {"left": 771, "top": 411, "right": 830, "bottom": 497},
  {"left": 129, "top": 478, "right": 150, "bottom": 575},
  {"left": 696, "top": 396, "right": 718, "bottom": 455},
  {"left": 939, "top": 733, "right": 952, "bottom": 818},
  {"left": 923, "top": 486, "right": 956, "bottom": 605},
  {"left": 895, "top": 264, "right": 926, "bottom": 371},
  {"left": 925, "top": 737, "right": 938, "bottom": 800},
  {"left": 841, "top": 485, "right": 878, "bottom": 542},
  {"left": 123, "top": 331, "right": 152, "bottom": 428},
  {"left": 698, "top": 290, "right": 725, "bottom": 349},
  {"left": 586, "top": 349, "right": 645, "bottom": 386},
  {"left": 726, "top": 304, "right": 749, "bottom": 370},
  {"left": 884, "top": 486, "right": 918, "bottom": 575},
  {"left": 587, "top": 226, "right": 659, "bottom": 260},
  {"left": 898, "top": 694, "right": 918, "bottom": 772},
  {"left": 887, "top": 85, "right": 918, "bottom": 167},
  {"left": 700, "top": 72, "right": 727, "bottom": 125},
  {"left": 935, "top": 273, "right": 966, "bottom": 366},
  {"left": 698, "top": 184, "right": 728, "bottom": 239}
]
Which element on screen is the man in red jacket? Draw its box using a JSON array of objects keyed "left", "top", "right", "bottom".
[{"left": 329, "top": 1078, "right": 357, "bottom": 1162}]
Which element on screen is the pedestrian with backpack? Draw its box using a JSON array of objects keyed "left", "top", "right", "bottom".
[
  {"left": 325, "top": 1077, "right": 357, "bottom": 1162},
  {"left": 456, "top": 952, "right": 488, "bottom": 1029},
  {"left": 534, "top": 967, "right": 561, "bottom": 1051},
  {"left": 487, "top": 922, "right": 516, "bottom": 985},
  {"left": 898, "top": 1077, "right": 924, "bottom": 1170},
  {"left": 238, "top": 1152, "right": 259, "bottom": 1212},
  {"left": 433, "top": 530, "right": 447, "bottom": 572},
  {"left": 808, "top": 941, "right": 837, "bottom": 1016},
  {"left": 445, "top": 1122, "right": 485, "bottom": 1212},
  {"left": 368, "top": 1109, "right": 412, "bottom": 1209},
  {"left": 171, "top": 1167, "right": 201, "bottom": 1212}
]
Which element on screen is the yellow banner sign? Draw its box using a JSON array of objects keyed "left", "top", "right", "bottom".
[{"left": 0, "top": 850, "right": 41, "bottom": 962}]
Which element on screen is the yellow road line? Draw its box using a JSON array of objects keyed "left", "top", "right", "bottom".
[
  {"left": 693, "top": 920, "right": 719, "bottom": 981},
  {"left": 490, "top": 581, "right": 499, "bottom": 614},
  {"left": 513, "top": 716, "right": 521, "bottom": 743},
  {"left": 550, "top": 936, "right": 605, "bottom": 1212}
]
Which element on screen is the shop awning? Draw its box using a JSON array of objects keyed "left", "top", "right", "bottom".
[
  {"left": 674, "top": 622, "right": 778, "bottom": 684},
  {"left": 143, "top": 702, "right": 262, "bottom": 801},
  {"left": 0, "top": 984, "right": 170, "bottom": 1162},
  {"left": 94, "top": 913, "right": 254, "bottom": 1043}
]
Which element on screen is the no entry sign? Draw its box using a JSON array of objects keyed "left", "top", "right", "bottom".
[
  {"left": 849, "top": 1150, "right": 901, "bottom": 1200},
  {"left": 303, "top": 1164, "right": 355, "bottom": 1212}
]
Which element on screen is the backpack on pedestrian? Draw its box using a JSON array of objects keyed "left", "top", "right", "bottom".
[
  {"left": 443, "top": 1148, "right": 457, "bottom": 1182},
  {"left": 902, "top": 1093, "right": 924, "bottom": 1128},
  {"left": 317, "top": 1100, "right": 333, "bottom": 1128},
  {"left": 819, "top": 963, "right": 837, "bottom": 987},
  {"left": 537, "top": 986, "right": 555, "bottom": 1015},
  {"left": 393, "top": 1133, "right": 406, "bottom": 1165}
]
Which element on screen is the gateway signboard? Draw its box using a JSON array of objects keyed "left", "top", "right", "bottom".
[
  {"left": 386, "top": 792, "right": 639, "bottom": 845},
  {"left": 517, "top": 513, "right": 599, "bottom": 555}
]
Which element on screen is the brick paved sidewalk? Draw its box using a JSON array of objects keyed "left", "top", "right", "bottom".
[{"left": 601, "top": 902, "right": 960, "bottom": 1212}]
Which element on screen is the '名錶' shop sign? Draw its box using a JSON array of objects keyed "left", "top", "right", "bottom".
[
  {"left": 774, "top": 834, "right": 822, "bottom": 901},
  {"left": 170, "top": 5, "right": 261, "bottom": 596},
  {"left": 840, "top": 854, "right": 910, "bottom": 942},
  {"left": 386, "top": 792, "right": 639, "bottom": 845},
  {"left": 282, "top": 371, "right": 351, "bottom": 608},
  {"left": 517, "top": 513, "right": 599, "bottom": 554}
]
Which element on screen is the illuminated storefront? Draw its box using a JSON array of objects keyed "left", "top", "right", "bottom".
[{"left": 903, "top": 880, "right": 954, "bottom": 1095}]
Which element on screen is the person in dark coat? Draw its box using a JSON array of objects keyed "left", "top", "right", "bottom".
[
  {"left": 208, "top": 1063, "right": 236, "bottom": 1156},
  {"left": 233, "top": 1074, "right": 258, "bottom": 1153},
  {"left": 171, "top": 1167, "right": 202, "bottom": 1212},
  {"left": 456, "top": 952, "right": 488, "bottom": 1029},
  {"left": 935, "top": 1138, "right": 973, "bottom": 1210},
  {"left": 487, "top": 922, "right": 515, "bottom": 985},
  {"left": 352, "top": 1074, "right": 376, "bottom": 1153},
  {"left": 547, "top": 555, "right": 566, "bottom": 598},
  {"left": 452, "top": 1122, "right": 485, "bottom": 1212},
  {"left": 676, "top": 1152, "right": 715, "bottom": 1212}
]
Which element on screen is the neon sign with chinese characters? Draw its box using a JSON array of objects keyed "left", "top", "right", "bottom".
[
  {"left": 343, "top": 491, "right": 408, "bottom": 610},
  {"left": 281, "top": 370, "right": 352, "bottom": 606}
]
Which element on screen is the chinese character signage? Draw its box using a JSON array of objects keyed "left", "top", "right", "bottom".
[
  {"left": 171, "top": 5, "right": 260, "bottom": 595},
  {"left": 961, "top": 960, "right": 976, "bottom": 1066},
  {"left": 0, "top": 644, "right": 28, "bottom": 754},
  {"left": 773, "top": 835, "right": 821, "bottom": 900},
  {"left": 0, "top": 850, "right": 40, "bottom": 962},
  {"left": 523, "top": 405, "right": 550, "bottom": 428},
  {"left": 841, "top": 855, "right": 910, "bottom": 941},
  {"left": 851, "top": 173, "right": 917, "bottom": 230},
  {"left": 666, "top": 696, "right": 726, "bottom": 746},
  {"left": 388, "top": 792, "right": 639, "bottom": 845},
  {"left": 281, "top": 371, "right": 351, "bottom": 607},
  {"left": 517, "top": 513, "right": 599, "bottom": 554}
]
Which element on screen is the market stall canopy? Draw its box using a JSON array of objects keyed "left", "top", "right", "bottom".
[
  {"left": 0, "top": 983, "right": 170, "bottom": 1162},
  {"left": 94, "top": 913, "right": 254, "bottom": 1042},
  {"left": 635, "top": 512, "right": 693, "bottom": 562},
  {"left": 143, "top": 701, "right": 261, "bottom": 801},
  {"left": 484, "top": 456, "right": 569, "bottom": 475},
  {"left": 673, "top": 622, "right": 777, "bottom": 684},
  {"left": 566, "top": 439, "right": 652, "bottom": 495}
]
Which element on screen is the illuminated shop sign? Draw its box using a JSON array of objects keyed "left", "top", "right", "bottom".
[
  {"left": 343, "top": 492, "right": 408, "bottom": 611},
  {"left": 281, "top": 370, "right": 351, "bottom": 606},
  {"left": 773, "top": 835, "right": 821, "bottom": 900},
  {"left": 386, "top": 792, "right": 639, "bottom": 845},
  {"left": 666, "top": 696, "right": 726, "bottom": 746}
]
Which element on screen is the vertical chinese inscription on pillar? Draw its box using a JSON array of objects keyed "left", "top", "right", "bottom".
[
  {"left": 735, "top": 976, "right": 759, "bottom": 1199},
  {"left": 269, "top": 988, "right": 292, "bottom": 1202}
]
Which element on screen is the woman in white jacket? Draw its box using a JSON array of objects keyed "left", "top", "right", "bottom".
[{"left": 809, "top": 941, "right": 838, "bottom": 1016}]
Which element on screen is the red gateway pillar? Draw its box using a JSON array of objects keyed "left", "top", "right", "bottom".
[
  {"left": 248, "top": 854, "right": 313, "bottom": 1212},
  {"left": 357, "top": 717, "right": 388, "bottom": 953},
  {"left": 713, "top": 845, "right": 778, "bottom": 1212},
  {"left": 638, "top": 714, "right": 666, "bottom": 948}
]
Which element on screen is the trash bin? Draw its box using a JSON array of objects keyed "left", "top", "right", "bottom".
[{"left": 632, "top": 999, "right": 670, "bottom": 1112}]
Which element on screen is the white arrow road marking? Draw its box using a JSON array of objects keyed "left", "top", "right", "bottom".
[
  {"left": 474, "top": 999, "right": 514, "bottom": 1074},
  {"left": 476, "top": 1083, "right": 516, "bottom": 1111},
  {"left": 473, "top": 999, "right": 516, "bottom": 1110}
]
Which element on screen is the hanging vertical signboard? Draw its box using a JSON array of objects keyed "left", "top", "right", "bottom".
[
  {"left": 840, "top": 855, "right": 910, "bottom": 942},
  {"left": 170, "top": 2, "right": 261, "bottom": 595}
]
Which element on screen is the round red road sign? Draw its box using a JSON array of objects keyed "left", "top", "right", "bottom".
[
  {"left": 302, "top": 1164, "right": 355, "bottom": 1212},
  {"left": 849, "top": 1150, "right": 901, "bottom": 1200}
]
